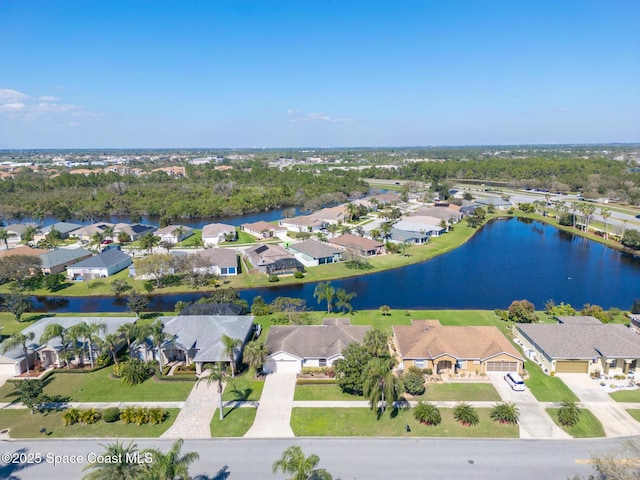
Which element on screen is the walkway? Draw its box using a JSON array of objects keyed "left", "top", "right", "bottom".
[
  {"left": 486, "top": 372, "right": 570, "bottom": 439},
  {"left": 161, "top": 380, "right": 221, "bottom": 439},
  {"left": 244, "top": 372, "right": 296, "bottom": 438},
  {"left": 557, "top": 373, "right": 640, "bottom": 437}
]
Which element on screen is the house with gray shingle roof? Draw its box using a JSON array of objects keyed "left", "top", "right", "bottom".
[
  {"left": 202, "top": 223, "right": 236, "bottom": 246},
  {"left": 264, "top": 321, "right": 371, "bottom": 373},
  {"left": 287, "top": 239, "right": 342, "bottom": 267},
  {"left": 33, "top": 222, "right": 83, "bottom": 242},
  {"left": 195, "top": 248, "right": 238, "bottom": 275},
  {"left": 65, "top": 248, "right": 132, "bottom": 280},
  {"left": 516, "top": 318, "right": 640, "bottom": 375},
  {"left": 38, "top": 247, "right": 92, "bottom": 275},
  {"left": 386, "top": 228, "right": 428, "bottom": 245},
  {"left": 134, "top": 315, "right": 254, "bottom": 374}
]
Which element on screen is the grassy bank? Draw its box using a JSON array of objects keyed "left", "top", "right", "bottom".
[{"left": 545, "top": 408, "right": 605, "bottom": 438}]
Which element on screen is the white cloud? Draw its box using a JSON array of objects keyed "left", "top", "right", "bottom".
[
  {"left": 0, "top": 102, "right": 26, "bottom": 111},
  {"left": 0, "top": 88, "right": 28, "bottom": 103},
  {"left": 39, "top": 95, "right": 61, "bottom": 102},
  {"left": 287, "top": 108, "right": 352, "bottom": 123},
  {"left": 0, "top": 87, "right": 100, "bottom": 124}
]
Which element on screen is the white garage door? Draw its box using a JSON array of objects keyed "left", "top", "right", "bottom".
[
  {"left": 486, "top": 361, "right": 519, "bottom": 372},
  {"left": 0, "top": 363, "right": 16, "bottom": 376},
  {"left": 265, "top": 358, "right": 300, "bottom": 374}
]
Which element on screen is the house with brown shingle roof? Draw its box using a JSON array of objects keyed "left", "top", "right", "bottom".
[
  {"left": 328, "top": 233, "right": 384, "bottom": 257},
  {"left": 264, "top": 320, "right": 371, "bottom": 373},
  {"left": 393, "top": 320, "right": 524, "bottom": 374}
]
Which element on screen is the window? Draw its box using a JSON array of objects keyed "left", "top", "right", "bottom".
[
  {"left": 610, "top": 359, "right": 617, "bottom": 368},
  {"left": 456, "top": 360, "right": 466, "bottom": 370},
  {"left": 319, "top": 359, "right": 327, "bottom": 367},
  {"left": 415, "top": 360, "right": 425, "bottom": 368}
]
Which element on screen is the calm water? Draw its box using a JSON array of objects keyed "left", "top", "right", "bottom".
[{"left": 31, "top": 218, "right": 640, "bottom": 313}]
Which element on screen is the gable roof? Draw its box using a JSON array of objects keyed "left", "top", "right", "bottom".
[
  {"left": 288, "top": 239, "right": 341, "bottom": 259},
  {"left": 266, "top": 324, "right": 371, "bottom": 359},
  {"left": 329, "top": 233, "right": 382, "bottom": 251},
  {"left": 555, "top": 316, "right": 603, "bottom": 325},
  {"left": 155, "top": 224, "right": 194, "bottom": 235},
  {"left": 517, "top": 323, "right": 640, "bottom": 359},
  {"left": 0, "top": 245, "right": 41, "bottom": 259},
  {"left": 242, "top": 220, "right": 285, "bottom": 233},
  {"left": 179, "top": 303, "right": 245, "bottom": 316},
  {"left": 196, "top": 248, "right": 238, "bottom": 268},
  {"left": 389, "top": 228, "right": 428, "bottom": 242},
  {"left": 41, "top": 222, "right": 83, "bottom": 235},
  {"left": 161, "top": 315, "right": 254, "bottom": 363},
  {"left": 68, "top": 249, "right": 132, "bottom": 269},
  {"left": 5, "top": 223, "right": 38, "bottom": 236},
  {"left": 38, "top": 247, "right": 92, "bottom": 268},
  {"left": 393, "top": 320, "right": 523, "bottom": 361},
  {"left": 202, "top": 223, "right": 235, "bottom": 237}
]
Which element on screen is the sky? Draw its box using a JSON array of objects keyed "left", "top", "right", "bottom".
[{"left": 1, "top": 0, "right": 639, "bottom": 148}]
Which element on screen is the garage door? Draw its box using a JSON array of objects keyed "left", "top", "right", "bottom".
[
  {"left": 486, "top": 361, "right": 519, "bottom": 372},
  {"left": 0, "top": 364, "right": 16, "bottom": 376},
  {"left": 264, "top": 358, "right": 300, "bottom": 374},
  {"left": 555, "top": 361, "right": 588, "bottom": 373}
]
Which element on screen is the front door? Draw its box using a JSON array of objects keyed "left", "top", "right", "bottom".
[{"left": 437, "top": 360, "right": 452, "bottom": 372}]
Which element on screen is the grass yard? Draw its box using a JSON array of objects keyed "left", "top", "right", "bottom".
[
  {"left": 0, "top": 408, "right": 180, "bottom": 438},
  {"left": 294, "top": 383, "right": 363, "bottom": 401},
  {"left": 210, "top": 407, "right": 257, "bottom": 437},
  {"left": 291, "top": 407, "right": 518, "bottom": 438},
  {"left": 524, "top": 360, "right": 578, "bottom": 402},
  {"left": 410, "top": 382, "right": 501, "bottom": 402},
  {"left": 626, "top": 409, "right": 640, "bottom": 422},
  {"left": 609, "top": 389, "right": 640, "bottom": 403},
  {"left": 222, "top": 375, "right": 264, "bottom": 402},
  {"left": 545, "top": 408, "right": 606, "bottom": 438},
  {"left": 11, "top": 368, "right": 196, "bottom": 402}
]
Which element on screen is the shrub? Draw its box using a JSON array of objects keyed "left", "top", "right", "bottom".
[
  {"left": 403, "top": 367, "right": 426, "bottom": 395},
  {"left": 62, "top": 408, "right": 81, "bottom": 426},
  {"left": 490, "top": 402, "right": 520, "bottom": 425},
  {"left": 95, "top": 353, "right": 112, "bottom": 368},
  {"left": 507, "top": 299, "right": 538, "bottom": 323},
  {"left": 268, "top": 274, "right": 279, "bottom": 282},
  {"left": 413, "top": 401, "right": 441, "bottom": 426},
  {"left": 147, "top": 408, "right": 168, "bottom": 425},
  {"left": 453, "top": 402, "right": 479, "bottom": 426},
  {"left": 103, "top": 407, "right": 120, "bottom": 423},
  {"left": 558, "top": 400, "right": 582, "bottom": 427},
  {"left": 294, "top": 270, "right": 304, "bottom": 279},
  {"left": 81, "top": 408, "right": 101, "bottom": 424},
  {"left": 120, "top": 406, "right": 137, "bottom": 424},
  {"left": 112, "top": 363, "right": 122, "bottom": 377},
  {"left": 119, "top": 359, "right": 153, "bottom": 386},
  {"left": 301, "top": 367, "right": 332, "bottom": 376}
]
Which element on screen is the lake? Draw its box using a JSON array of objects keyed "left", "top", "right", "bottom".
[{"left": 30, "top": 218, "right": 640, "bottom": 313}]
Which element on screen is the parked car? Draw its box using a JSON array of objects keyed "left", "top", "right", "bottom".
[{"left": 504, "top": 372, "right": 525, "bottom": 391}]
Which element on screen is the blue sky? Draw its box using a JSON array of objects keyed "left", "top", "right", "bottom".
[{"left": 1, "top": 0, "right": 638, "bottom": 148}]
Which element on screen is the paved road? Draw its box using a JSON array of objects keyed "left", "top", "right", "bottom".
[{"left": 1, "top": 437, "right": 629, "bottom": 480}]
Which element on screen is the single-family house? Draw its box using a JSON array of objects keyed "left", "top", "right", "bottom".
[
  {"left": 516, "top": 317, "right": 640, "bottom": 375},
  {"left": 69, "top": 222, "right": 114, "bottom": 242},
  {"left": 240, "top": 221, "right": 287, "bottom": 240},
  {"left": 475, "top": 197, "right": 513, "bottom": 210},
  {"left": 135, "top": 315, "right": 254, "bottom": 374},
  {"left": 66, "top": 248, "right": 133, "bottom": 280},
  {"left": 38, "top": 247, "right": 92, "bottom": 275},
  {"left": 154, "top": 225, "right": 194, "bottom": 244},
  {"left": 411, "top": 207, "right": 462, "bottom": 224},
  {"left": 202, "top": 223, "right": 236, "bottom": 246},
  {"left": 309, "top": 206, "right": 347, "bottom": 225},
  {"left": 287, "top": 239, "right": 342, "bottom": 267},
  {"left": 4, "top": 223, "right": 38, "bottom": 241},
  {"left": 264, "top": 319, "right": 371, "bottom": 373},
  {"left": 328, "top": 233, "right": 384, "bottom": 257},
  {"left": 113, "top": 223, "right": 156, "bottom": 241},
  {"left": 278, "top": 215, "right": 327, "bottom": 233},
  {"left": 0, "top": 316, "right": 135, "bottom": 375},
  {"left": 195, "top": 248, "right": 239, "bottom": 276},
  {"left": 393, "top": 320, "right": 524, "bottom": 374},
  {"left": 244, "top": 244, "right": 304, "bottom": 275},
  {"left": 386, "top": 228, "right": 428, "bottom": 245},
  {"left": 33, "top": 222, "right": 82, "bottom": 242},
  {"left": 393, "top": 217, "right": 445, "bottom": 237},
  {"left": 0, "top": 245, "right": 42, "bottom": 260}
]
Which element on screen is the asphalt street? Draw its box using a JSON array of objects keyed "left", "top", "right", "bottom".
[{"left": 1, "top": 436, "right": 630, "bottom": 480}]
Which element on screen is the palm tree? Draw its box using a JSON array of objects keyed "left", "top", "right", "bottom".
[
  {"left": 313, "top": 281, "right": 336, "bottom": 314},
  {"left": 345, "top": 202, "right": 358, "bottom": 223},
  {"left": 90, "top": 231, "right": 105, "bottom": 251},
  {"left": 362, "top": 357, "right": 403, "bottom": 416},
  {"left": 600, "top": 207, "right": 611, "bottom": 239},
  {"left": 140, "top": 439, "right": 199, "bottom": 480},
  {"left": 22, "top": 225, "right": 37, "bottom": 243},
  {"left": 327, "top": 223, "right": 339, "bottom": 238},
  {"left": 490, "top": 402, "right": 520, "bottom": 425},
  {"left": 242, "top": 340, "right": 267, "bottom": 374},
  {"left": 68, "top": 322, "right": 106, "bottom": 369},
  {"left": 221, "top": 334, "right": 242, "bottom": 377},
  {"left": 558, "top": 400, "right": 582, "bottom": 427},
  {"left": 453, "top": 402, "right": 480, "bottom": 426},
  {"left": 581, "top": 203, "right": 596, "bottom": 232},
  {"left": 102, "top": 333, "right": 121, "bottom": 365},
  {"left": 370, "top": 228, "right": 381, "bottom": 240},
  {"left": 272, "top": 446, "right": 333, "bottom": 480},
  {"left": 2, "top": 332, "right": 36, "bottom": 374},
  {"left": 40, "top": 323, "right": 69, "bottom": 367},
  {"left": 197, "top": 362, "right": 228, "bottom": 421},
  {"left": 0, "top": 227, "right": 9, "bottom": 250},
  {"left": 117, "top": 322, "right": 137, "bottom": 356},
  {"left": 172, "top": 225, "right": 185, "bottom": 247},
  {"left": 355, "top": 225, "right": 365, "bottom": 237},
  {"left": 149, "top": 320, "right": 170, "bottom": 372},
  {"left": 335, "top": 288, "right": 357, "bottom": 314},
  {"left": 380, "top": 221, "right": 393, "bottom": 241},
  {"left": 102, "top": 225, "right": 115, "bottom": 242},
  {"left": 413, "top": 401, "right": 442, "bottom": 426},
  {"left": 82, "top": 440, "right": 143, "bottom": 480},
  {"left": 139, "top": 232, "right": 160, "bottom": 254}
]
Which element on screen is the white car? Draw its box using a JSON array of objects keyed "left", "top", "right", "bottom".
[{"left": 504, "top": 372, "right": 525, "bottom": 391}]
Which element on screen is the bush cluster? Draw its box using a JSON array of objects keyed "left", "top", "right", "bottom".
[
  {"left": 120, "top": 406, "right": 168, "bottom": 425},
  {"left": 61, "top": 408, "right": 101, "bottom": 426}
]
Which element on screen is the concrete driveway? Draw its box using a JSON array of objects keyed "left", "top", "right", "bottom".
[
  {"left": 556, "top": 373, "right": 640, "bottom": 437},
  {"left": 486, "top": 372, "right": 570, "bottom": 439},
  {"left": 244, "top": 371, "right": 296, "bottom": 438}
]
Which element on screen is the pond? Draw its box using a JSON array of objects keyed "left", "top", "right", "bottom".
[{"left": 30, "top": 218, "right": 640, "bottom": 313}]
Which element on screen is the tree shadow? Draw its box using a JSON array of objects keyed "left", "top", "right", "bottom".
[
  {"left": 230, "top": 387, "right": 253, "bottom": 401},
  {"left": 0, "top": 448, "right": 38, "bottom": 480},
  {"left": 194, "top": 465, "right": 231, "bottom": 480},
  {"left": 22, "top": 314, "right": 50, "bottom": 323}
]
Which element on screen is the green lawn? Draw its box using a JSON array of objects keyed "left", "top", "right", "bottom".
[
  {"left": 410, "top": 383, "right": 501, "bottom": 402},
  {"left": 0, "top": 408, "right": 180, "bottom": 438},
  {"left": 291, "top": 407, "right": 518, "bottom": 438},
  {"left": 545, "top": 408, "right": 605, "bottom": 438},
  {"left": 222, "top": 375, "right": 264, "bottom": 402},
  {"left": 626, "top": 409, "right": 640, "bottom": 422},
  {"left": 1, "top": 369, "right": 195, "bottom": 403},
  {"left": 524, "top": 360, "right": 578, "bottom": 402},
  {"left": 609, "top": 389, "right": 640, "bottom": 402},
  {"left": 210, "top": 407, "right": 257, "bottom": 437},
  {"left": 294, "top": 383, "right": 363, "bottom": 401}
]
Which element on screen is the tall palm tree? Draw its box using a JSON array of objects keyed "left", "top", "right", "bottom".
[
  {"left": 313, "top": 281, "right": 336, "bottom": 314},
  {"left": 272, "top": 445, "right": 333, "bottom": 480},
  {"left": 149, "top": 320, "right": 170, "bottom": 372},
  {"left": 581, "top": 203, "right": 596, "bottom": 232},
  {"left": 197, "top": 362, "right": 228, "bottom": 421},
  {"left": 242, "top": 341, "right": 267, "bottom": 375},
  {"left": 600, "top": 207, "right": 611, "bottom": 239},
  {"left": 362, "top": 357, "right": 403, "bottom": 416},
  {"left": 369, "top": 228, "right": 381, "bottom": 240},
  {"left": 85, "top": 322, "right": 107, "bottom": 368},
  {"left": 40, "top": 323, "right": 69, "bottom": 367},
  {"left": 140, "top": 439, "right": 199, "bottom": 480},
  {"left": 0, "top": 227, "right": 9, "bottom": 250},
  {"left": 327, "top": 223, "right": 339, "bottom": 239},
  {"left": 82, "top": 440, "right": 143, "bottom": 480},
  {"left": 380, "top": 221, "right": 393, "bottom": 241},
  {"left": 116, "top": 322, "right": 137, "bottom": 356},
  {"left": 91, "top": 231, "right": 105, "bottom": 251},
  {"left": 172, "top": 225, "right": 185, "bottom": 247},
  {"left": 102, "top": 333, "right": 121, "bottom": 365},
  {"left": 139, "top": 232, "right": 160, "bottom": 254},
  {"left": 22, "top": 225, "right": 37, "bottom": 243},
  {"left": 102, "top": 225, "right": 115, "bottom": 242},
  {"left": 221, "top": 334, "right": 242, "bottom": 377},
  {"left": 2, "top": 332, "right": 36, "bottom": 374},
  {"left": 335, "top": 288, "right": 357, "bottom": 314}
]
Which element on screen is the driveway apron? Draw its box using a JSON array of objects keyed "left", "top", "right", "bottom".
[{"left": 244, "top": 371, "right": 296, "bottom": 438}]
